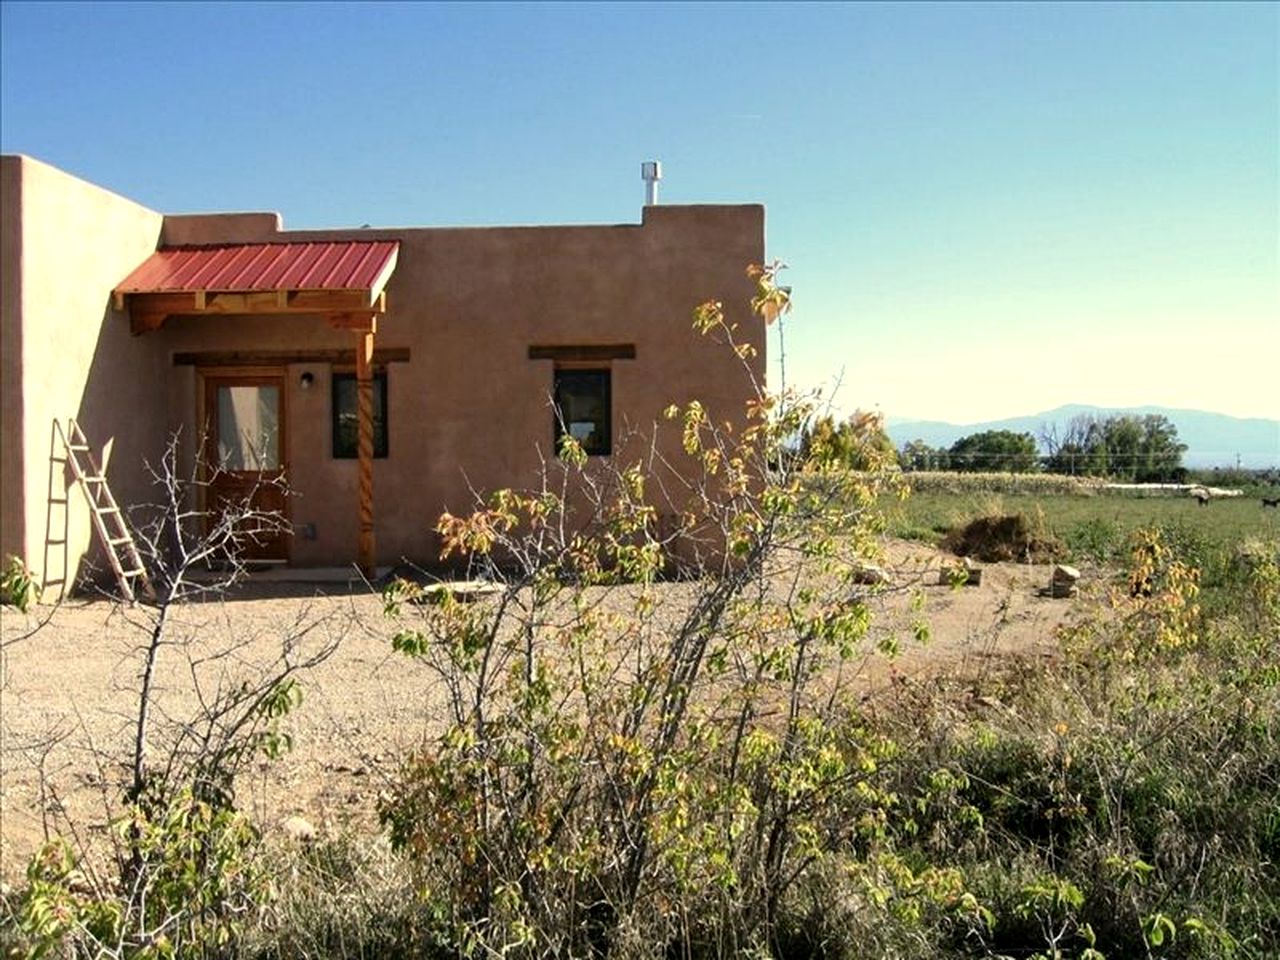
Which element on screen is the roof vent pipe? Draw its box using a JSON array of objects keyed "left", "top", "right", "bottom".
[{"left": 641, "top": 160, "right": 662, "bottom": 206}]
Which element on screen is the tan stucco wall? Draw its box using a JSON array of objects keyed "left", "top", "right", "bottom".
[
  {"left": 2, "top": 155, "right": 764, "bottom": 577},
  {"left": 0, "top": 159, "right": 25, "bottom": 572},
  {"left": 155, "top": 203, "right": 765, "bottom": 567},
  {"left": 0, "top": 155, "right": 165, "bottom": 595},
  {"left": 161, "top": 212, "right": 281, "bottom": 246}
]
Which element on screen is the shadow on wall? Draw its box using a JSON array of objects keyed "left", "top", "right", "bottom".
[{"left": 46, "top": 295, "right": 172, "bottom": 597}]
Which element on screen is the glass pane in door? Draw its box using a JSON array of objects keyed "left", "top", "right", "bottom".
[{"left": 216, "top": 385, "right": 281, "bottom": 470}]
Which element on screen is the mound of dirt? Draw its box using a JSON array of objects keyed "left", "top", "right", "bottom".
[{"left": 941, "top": 514, "right": 1060, "bottom": 563}]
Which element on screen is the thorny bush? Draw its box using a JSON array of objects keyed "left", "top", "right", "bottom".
[{"left": 5, "top": 438, "right": 338, "bottom": 960}]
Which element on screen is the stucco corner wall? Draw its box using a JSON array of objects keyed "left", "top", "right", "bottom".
[
  {"left": 12, "top": 155, "right": 165, "bottom": 596},
  {"left": 0, "top": 157, "right": 26, "bottom": 568}
]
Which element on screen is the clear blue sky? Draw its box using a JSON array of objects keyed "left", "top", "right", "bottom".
[{"left": 3, "top": 1, "right": 1276, "bottom": 422}]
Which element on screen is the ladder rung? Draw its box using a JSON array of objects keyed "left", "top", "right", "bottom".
[
  {"left": 47, "top": 538, "right": 67, "bottom": 546},
  {"left": 60, "top": 419, "right": 149, "bottom": 601}
]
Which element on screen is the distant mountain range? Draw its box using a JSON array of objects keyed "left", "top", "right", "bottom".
[{"left": 886, "top": 404, "right": 1280, "bottom": 469}]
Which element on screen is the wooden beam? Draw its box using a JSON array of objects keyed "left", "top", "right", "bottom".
[
  {"left": 329, "top": 311, "right": 377, "bottom": 333},
  {"left": 173, "top": 347, "right": 410, "bottom": 366},
  {"left": 528, "top": 343, "right": 637, "bottom": 362},
  {"left": 121, "top": 288, "right": 389, "bottom": 330},
  {"left": 355, "top": 329, "right": 376, "bottom": 576},
  {"left": 367, "top": 246, "right": 399, "bottom": 303},
  {"left": 211, "top": 289, "right": 381, "bottom": 313}
]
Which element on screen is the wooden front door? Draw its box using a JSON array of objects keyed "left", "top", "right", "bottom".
[{"left": 203, "top": 373, "right": 289, "bottom": 562}]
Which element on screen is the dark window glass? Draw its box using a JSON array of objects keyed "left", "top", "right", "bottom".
[
  {"left": 553, "top": 369, "right": 611, "bottom": 456},
  {"left": 332, "top": 372, "right": 388, "bottom": 459}
]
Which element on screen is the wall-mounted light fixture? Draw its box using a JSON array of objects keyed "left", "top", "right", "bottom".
[{"left": 299, "top": 371, "right": 315, "bottom": 390}]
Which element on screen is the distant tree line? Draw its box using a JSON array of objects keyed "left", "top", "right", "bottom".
[
  {"left": 897, "top": 414, "right": 1189, "bottom": 481},
  {"left": 1040, "top": 413, "right": 1187, "bottom": 481}
]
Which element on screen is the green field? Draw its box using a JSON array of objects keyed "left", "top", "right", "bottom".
[{"left": 884, "top": 488, "right": 1280, "bottom": 584}]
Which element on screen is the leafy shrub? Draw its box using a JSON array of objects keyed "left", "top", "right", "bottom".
[
  {"left": 375, "top": 266, "right": 962, "bottom": 956},
  {"left": 12, "top": 791, "right": 268, "bottom": 959},
  {"left": 877, "top": 526, "right": 1280, "bottom": 959},
  {"left": 1, "top": 554, "right": 36, "bottom": 612},
  {"left": 800, "top": 410, "right": 899, "bottom": 471}
]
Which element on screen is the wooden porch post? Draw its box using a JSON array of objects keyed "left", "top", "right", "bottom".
[
  {"left": 355, "top": 327, "right": 376, "bottom": 576},
  {"left": 331, "top": 310, "right": 380, "bottom": 576}
]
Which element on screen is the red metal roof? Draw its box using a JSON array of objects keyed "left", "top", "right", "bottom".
[{"left": 115, "top": 240, "right": 400, "bottom": 295}]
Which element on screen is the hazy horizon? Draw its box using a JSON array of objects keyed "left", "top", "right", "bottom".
[
  {"left": 882, "top": 402, "right": 1279, "bottom": 469},
  {"left": 888, "top": 402, "right": 1280, "bottom": 428}
]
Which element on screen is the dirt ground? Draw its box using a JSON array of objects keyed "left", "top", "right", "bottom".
[{"left": 0, "top": 539, "right": 1091, "bottom": 879}]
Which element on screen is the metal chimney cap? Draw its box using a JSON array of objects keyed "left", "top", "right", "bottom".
[{"left": 641, "top": 160, "right": 662, "bottom": 181}]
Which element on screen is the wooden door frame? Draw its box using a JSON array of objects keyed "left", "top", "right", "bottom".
[{"left": 196, "top": 366, "right": 291, "bottom": 562}]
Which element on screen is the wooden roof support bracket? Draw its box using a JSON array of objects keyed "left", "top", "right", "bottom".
[
  {"left": 330, "top": 311, "right": 378, "bottom": 334},
  {"left": 130, "top": 310, "right": 167, "bottom": 336}
]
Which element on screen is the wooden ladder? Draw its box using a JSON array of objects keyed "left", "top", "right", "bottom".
[{"left": 54, "top": 419, "right": 155, "bottom": 603}]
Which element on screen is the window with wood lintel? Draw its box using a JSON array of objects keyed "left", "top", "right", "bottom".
[
  {"left": 553, "top": 368, "right": 611, "bottom": 457},
  {"left": 529, "top": 344, "right": 633, "bottom": 459}
]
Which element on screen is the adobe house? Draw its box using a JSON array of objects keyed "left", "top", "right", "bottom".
[{"left": 0, "top": 155, "right": 765, "bottom": 594}]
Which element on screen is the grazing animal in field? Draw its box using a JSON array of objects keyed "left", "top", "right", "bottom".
[
  {"left": 1263, "top": 497, "right": 1280, "bottom": 509},
  {"left": 1191, "top": 487, "right": 1211, "bottom": 507}
]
